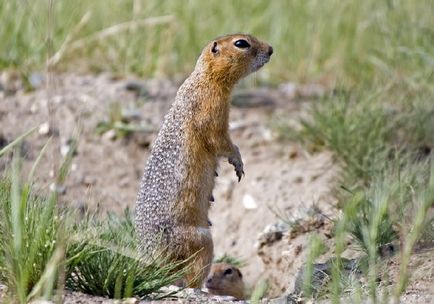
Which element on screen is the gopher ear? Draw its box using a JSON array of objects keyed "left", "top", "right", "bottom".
[{"left": 211, "top": 41, "right": 219, "bottom": 54}]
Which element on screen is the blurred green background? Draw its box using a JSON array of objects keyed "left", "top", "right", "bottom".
[{"left": 1, "top": 0, "right": 433, "bottom": 88}]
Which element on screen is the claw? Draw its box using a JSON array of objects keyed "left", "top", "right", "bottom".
[
  {"left": 237, "top": 169, "right": 244, "bottom": 182},
  {"left": 215, "top": 171, "right": 219, "bottom": 177},
  {"left": 209, "top": 194, "right": 215, "bottom": 202}
]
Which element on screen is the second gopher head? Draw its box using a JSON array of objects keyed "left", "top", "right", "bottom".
[
  {"left": 196, "top": 33, "right": 273, "bottom": 85},
  {"left": 205, "top": 263, "right": 245, "bottom": 300}
]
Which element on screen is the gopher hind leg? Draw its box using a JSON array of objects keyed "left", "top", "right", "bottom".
[{"left": 172, "top": 226, "right": 213, "bottom": 288}]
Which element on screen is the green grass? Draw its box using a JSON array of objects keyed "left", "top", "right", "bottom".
[
  {"left": 0, "top": 134, "right": 188, "bottom": 302},
  {"left": 95, "top": 102, "right": 154, "bottom": 140},
  {"left": 276, "top": 88, "right": 434, "bottom": 187},
  {"left": 0, "top": 172, "right": 188, "bottom": 302},
  {"left": 268, "top": 3, "right": 433, "bottom": 297},
  {"left": 0, "top": 170, "right": 65, "bottom": 302},
  {"left": 66, "top": 209, "right": 189, "bottom": 299},
  {"left": 214, "top": 254, "right": 245, "bottom": 268},
  {"left": 1, "top": 0, "right": 433, "bottom": 86},
  {"left": 296, "top": 158, "right": 434, "bottom": 302}
]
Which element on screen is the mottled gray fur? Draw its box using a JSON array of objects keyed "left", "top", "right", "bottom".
[{"left": 135, "top": 72, "right": 203, "bottom": 254}]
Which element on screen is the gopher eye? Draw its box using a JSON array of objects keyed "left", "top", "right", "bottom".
[
  {"left": 234, "top": 39, "right": 250, "bottom": 49},
  {"left": 223, "top": 268, "right": 233, "bottom": 276}
]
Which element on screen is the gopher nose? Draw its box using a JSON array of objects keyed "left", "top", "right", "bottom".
[{"left": 268, "top": 46, "right": 273, "bottom": 56}]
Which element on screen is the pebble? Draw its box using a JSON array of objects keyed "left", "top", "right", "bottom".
[
  {"left": 29, "top": 300, "right": 55, "bottom": 304},
  {"left": 60, "top": 144, "right": 71, "bottom": 157},
  {"left": 242, "top": 193, "right": 258, "bottom": 210},
  {"left": 60, "top": 139, "right": 77, "bottom": 157},
  {"left": 278, "top": 82, "right": 297, "bottom": 99},
  {"left": 29, "top": 73, "right": 45, "bottom": 89},
  {"left": 38, "top": 122, "right": 51, "bottom": 135},
  {"left": 49, "top": 183, "right": 66, "bottom": 195},
  {"left": 102, "top": 129, "right": 117, "bottom": 141},
  {"left": 117, "top": 298, "right": 138, "bottom": 304},
  {"left": 121, "top": 108, "right": 142, "bottom": 121}
]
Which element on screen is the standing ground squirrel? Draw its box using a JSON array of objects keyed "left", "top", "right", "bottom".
[
  {"left": 135, "top": 33, "right": 273, "bottom": 287},
  {"left": 205, "top": 263, "right": 245, "bottom": 300}
]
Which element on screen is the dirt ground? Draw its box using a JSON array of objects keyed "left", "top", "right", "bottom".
[{"left": 0, "top": 73, "right": 433, "bottom": 303}]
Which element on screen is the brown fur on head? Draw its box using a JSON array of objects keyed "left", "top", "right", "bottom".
[
  {"left": 196, "top": 33, "right": 273, "bottom": 85},
  {"left": 205, "top": 263, "right": 245, "bottom": 300}
]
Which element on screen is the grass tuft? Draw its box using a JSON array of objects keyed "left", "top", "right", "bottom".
[
  {"left": 66, "top": 209, "right": 188, "bottom": 299},
  {"left": 0, "top": 170, "right": 64, "bottom": 302},
  {"left": 0, "top": 137, "right": 190, "bottom": 301}
]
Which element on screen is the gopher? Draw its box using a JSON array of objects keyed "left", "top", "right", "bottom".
[
  {"left": 205, "top": 263, "right": 245, "bottom": 299},
  {"left": 135, "top": 33, "right": 273, "bottom": 287}
]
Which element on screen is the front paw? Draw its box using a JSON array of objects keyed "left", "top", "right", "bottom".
[{"left": 228, "top": 146, "right": 244, "bottom": 182}]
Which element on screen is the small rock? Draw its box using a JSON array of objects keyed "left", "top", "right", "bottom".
[
  {"left": 60, "top": 145, "right": 71, "bottom": 157},
  {"left": 102, "top": 129, "right": 117, "bottom": 141},
  {"left": 70, "top": 163, "right": 78, "bottom": 172},
  {"left": 260, "top": 127, "right": 273, "bottom": 141},
  {"left": 117, "top": 298, "right": 138, "bottom": 304},
  {"left": 229, "top": 120, "right": 253, "bottom": 131},
  {"left": 29, "top": 73, "right": 44, "bottom": 89},
  {"left": 155, "top": 286, "right": 210, "bottom": 301},
  {"left": 256, "top": 221, "right": 289, "bottom": 249},
  {"left": 29, "top": 300, "right": 55, "bottom": 304},
  {"left": 242, "top": 193, "right": 258, "bottom": 210},
  {"left": 78, "top": 94, "right": 94, "bottom": 104},
  {"left": 49, "top": 183, "right": 66, "bottom": 195},
  {"left": 158, "top": 285, "right": 181, "bottom": 294},
  {"left": 38, "top": 122, "right": 51, "bottom": 135},
  {"left": 209, "top": 294, "right": 238, "bottom": 301},
  {"left": 265, "top": 293, "right": 303, "bottom": 304},
  {"left": 30, "top": 103, "right": 38, "bottom": 113},
  {"left": 278, "top": 82, "right": 297, "bottom": 99},
  {"left": 121, "top": 108, "right": 142, "bottom": 121},
  {"left": 263, "top": 221, "right": 290, "bottom": 234},
  {"left": 60, "top": 139, "right": 77, "bottom": 157}
]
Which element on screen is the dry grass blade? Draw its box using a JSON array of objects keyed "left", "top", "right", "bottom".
[
  {"left": 392, "top": 159, "right": 434, "bottom": 302},
  {"left": 46, "top": 11, "right": 92, "bottom": 67},
  {"left": 53, "top": 15, "right": 174, "bottom": 63},
  {"left": 27, "top": 246, "right": 65, "bottom": 301},
  {"left": 0, "top": 127, "right": 37, "bottom": 158},
  {"left": 28, "top": 137, "right": 52, "bottom": 183}
]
